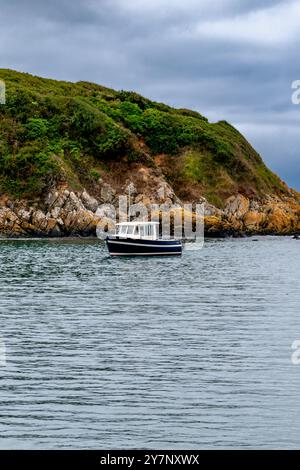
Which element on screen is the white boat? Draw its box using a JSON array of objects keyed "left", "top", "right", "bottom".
[{"left": 106, "top": 221, "right": 182, "bottom": 256}]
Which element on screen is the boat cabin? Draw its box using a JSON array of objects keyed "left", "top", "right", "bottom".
[
  {"left": 115, "top": 222, "right": 159, "bottom": 240},
  {"left": 107, "top": 221, "right": 182, "bottom": 256}
]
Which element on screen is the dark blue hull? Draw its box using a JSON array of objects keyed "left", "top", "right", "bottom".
[{"left": 106, "top": 237, "right": 182, "bottom": 256}]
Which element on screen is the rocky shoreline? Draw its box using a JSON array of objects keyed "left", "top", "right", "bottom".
[{"left": 1, "top": 173, "right": 299, "bottom": 238}]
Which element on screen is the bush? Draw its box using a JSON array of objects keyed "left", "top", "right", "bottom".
[
  {"left": 116, "top": 90, "right": 151, "bottom": 110},
  {"left": 0, "top": 143, "right": 60, "bottom": 195},
  {"left": 94, "top": 120, "right": 130, "bottom": 157},
  {"left": 5, "top": 89, "right": 39, "bottom": 121},
  {"left": 139, "top": 108, "right": 181, "bottom": 154},
  {"left": 89, "top": 168, "right": 101, "bottom": 181},
  {"left": 25, "top": 118, "right": 49, "bottom": 139},
  {"left": 70, "top": 98, "right": 105, "bottom": 137},
  {"left": 118, "top": 101, "right": 143, "bottom": 133}
]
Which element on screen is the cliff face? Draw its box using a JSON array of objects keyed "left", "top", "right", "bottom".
[
  {"left": 0, "top": 169, "right": 299, "bottom": 237},
  {"left": 0, "top": 69, "right": 299, "bottom": 237}
]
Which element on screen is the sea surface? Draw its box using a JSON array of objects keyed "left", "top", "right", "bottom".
[{"left": 0, "top": 236, "right": 299, "bottom": 449}]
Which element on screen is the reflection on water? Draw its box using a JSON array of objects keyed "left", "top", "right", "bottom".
[{"left": 0, "top": 236, "right": 299, "bottom": 449}]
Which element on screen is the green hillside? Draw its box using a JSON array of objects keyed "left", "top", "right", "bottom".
[{"left": 0, "top": 69, "right": 287, "bottom": 206}]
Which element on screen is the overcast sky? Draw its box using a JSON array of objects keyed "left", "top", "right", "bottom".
[{"left": 1, "top": 0, "right": 300, "bottom": 189}]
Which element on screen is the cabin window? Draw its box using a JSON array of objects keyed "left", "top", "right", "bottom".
[
  {"left": 118, "top": 226, "right": 126, "bottom": 236},
  {"left": 127, "top": 226, "right": 134, "bottom": 235},
  {"left": 147, "top": 225, "right": 153, "bottom": 237}
]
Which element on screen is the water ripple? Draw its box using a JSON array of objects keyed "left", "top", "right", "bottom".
[{"left": 0, "top": 237, "right": 299, "bottom": 449}]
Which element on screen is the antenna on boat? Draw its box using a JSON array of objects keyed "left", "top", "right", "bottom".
[
  {"left": 127, "top": 184, "right": 131, "bottom": 222},
  {"left": 128, "top": 185, "right": 131, "bottom": 221}
]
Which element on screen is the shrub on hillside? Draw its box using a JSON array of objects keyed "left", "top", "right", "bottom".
[
  {"left": 25, "top": 118, "right": 49, "bottom": 139},
  {"left": 0, "top": 142, "right": 60, "bottom": 195}
]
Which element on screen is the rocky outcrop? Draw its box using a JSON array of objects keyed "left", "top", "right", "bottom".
[
  {"left": 206, "top": 193, "right": 300, "bottom": 236},
  {"left": 0, "top": 175, "right": 299, "bottom": 238},
  {"left": 0, "top": 187, "right": 101, "bottom": 237}
]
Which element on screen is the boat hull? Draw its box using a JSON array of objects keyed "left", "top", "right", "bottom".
[{"left": 106, "top": 237, "right": 182, "bottom": 256}]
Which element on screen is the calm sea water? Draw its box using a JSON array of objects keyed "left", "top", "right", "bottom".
[{"left": 0, "top": 236, "right": 299, "bottom": 449}]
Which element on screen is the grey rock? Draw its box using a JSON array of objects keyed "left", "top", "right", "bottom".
[
  {"left": 81, "top": 189, "right": 99, "bottom": 212},
  {"left": 100, "top": 183, "right": 116, "bottom": 204}
]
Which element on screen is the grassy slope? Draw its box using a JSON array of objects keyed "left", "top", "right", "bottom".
[{"left": 0, "top": 69, "right": 288, "bottom": 207}]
